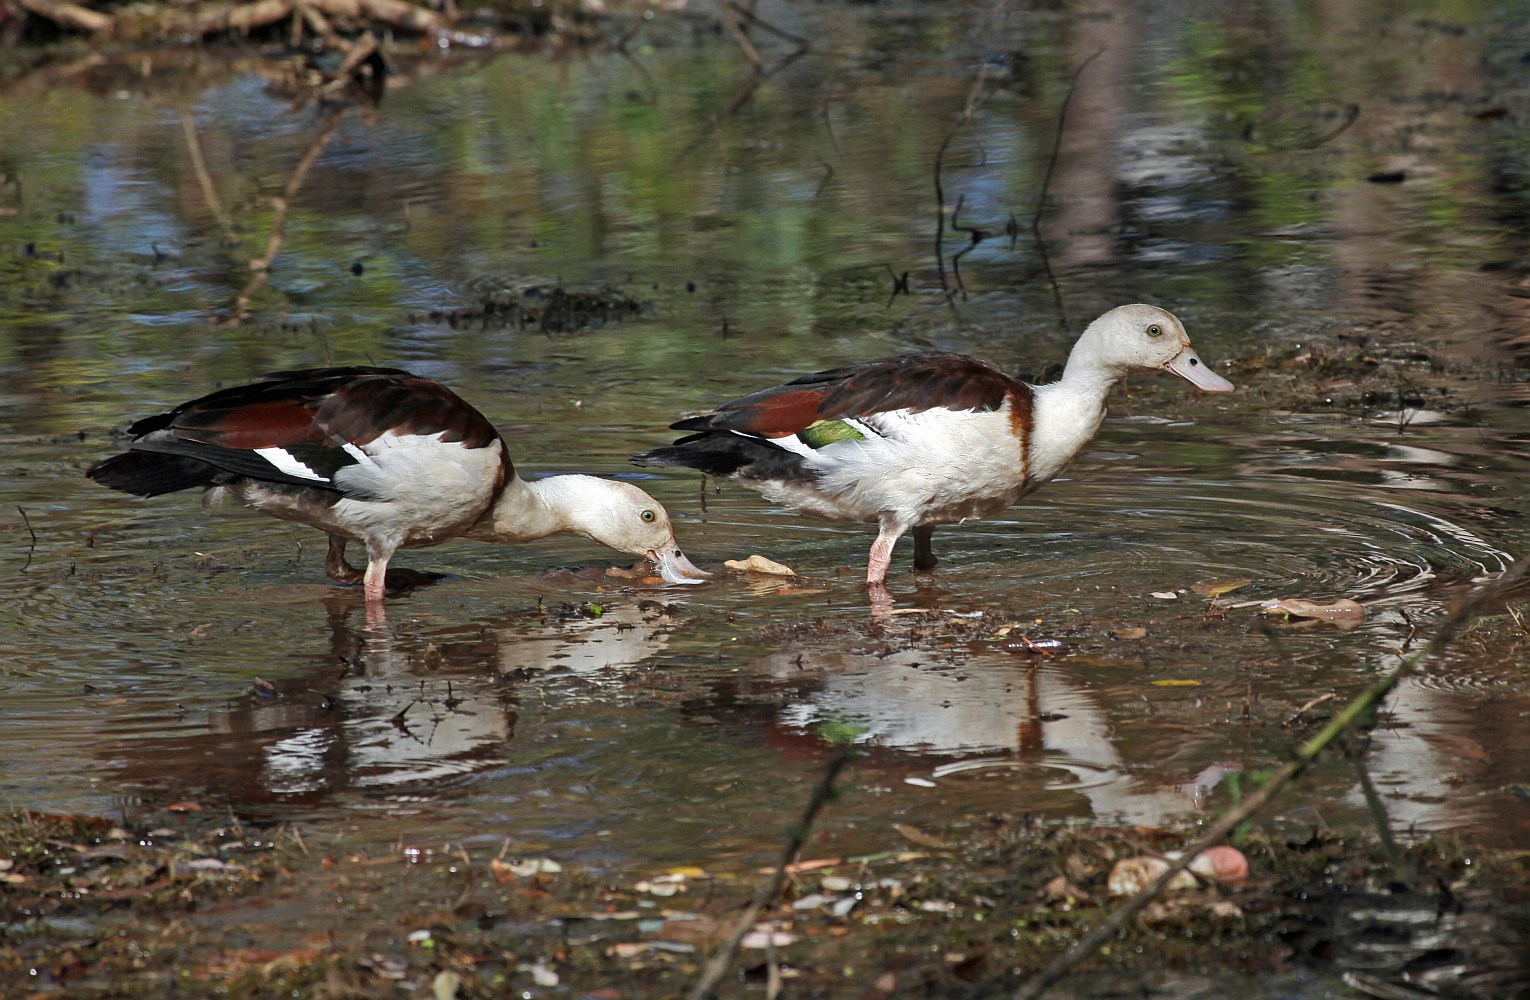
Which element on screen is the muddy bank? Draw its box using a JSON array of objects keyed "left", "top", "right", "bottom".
[{"left": 5, "top": 801, "right": 1527, "bottom": 998}]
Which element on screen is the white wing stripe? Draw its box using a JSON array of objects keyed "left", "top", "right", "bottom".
[{"left": 255, "top": 446, "right": 328, "bottom": 482}]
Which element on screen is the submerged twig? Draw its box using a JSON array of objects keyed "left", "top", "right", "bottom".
[
  {"left": 677, "top": 2, "right": 808, "bottom": 163},
  {"left": 724, "top": 0, "right": 809, "bottom": 51},
  {"left": 714, "top": 0, "right": 763, "bottom": 70},
  {"left": 931, "top": 73, "right": 989, "bottom": 301},
  {"left": 1351, "top": 747, "right": 1400, "bottom": 865},
  {"left": 687, "top": 746, "right": 855, "bottom": 1000},
  {"left": 227, "top": 107, "right": 344, "bottom": 323},
  {"left": 1012, "top": 551, "right": 1530, "bottom": 1000},
  {"left": 675, "top": 47, "right": 807, "bottom": 164},
  {"left": 1030, "top": 49, "right": 1101, "bottom": 334},
  {"left": 17, "top": 505, "right": 37, "bottom": 572},
  {"left": 180, "top": 109, "right": 239, "bottom": 246}
]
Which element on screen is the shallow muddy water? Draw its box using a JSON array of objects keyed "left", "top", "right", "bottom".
[{"left": 5, "top": 2, "right": 1530, "bottom": 953}]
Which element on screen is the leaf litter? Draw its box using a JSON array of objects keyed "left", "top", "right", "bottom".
[{"left": 4, "top": 803, "right": 1519, "bottom": 998}]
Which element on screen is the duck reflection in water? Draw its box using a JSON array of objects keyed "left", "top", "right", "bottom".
[
  {"left": 734, "top": 647, "right": 1238, "bottom": 829},
  {"left": 96, "top": 596, "right": 680, "bottom": 808}
]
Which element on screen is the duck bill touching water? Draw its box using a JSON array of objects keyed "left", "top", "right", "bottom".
[
  {"left": 88, "top": 367, "right": 708, "bottom": 617},
  {"left": 633, "top": 304, "right": 1233, "bottom": 603}
]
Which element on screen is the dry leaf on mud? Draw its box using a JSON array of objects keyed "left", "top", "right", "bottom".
[
  {"left": 1113, "top": 626, "right": 1148, "bottom": 639},
  {"left": 741, "top": 926, "right": 798, "bottom": 949},
  {"left": 1262, "top": 597, "right": 1365, "bottom": 622},
  {"left": 893, "top": 823, "right": 951, "bottom": 849},
  {"left": 723, "top": 554, "right": 797, "bottom": 576},
  {"left": 491, "top": 857, "right": 562, "bottom": 883}
]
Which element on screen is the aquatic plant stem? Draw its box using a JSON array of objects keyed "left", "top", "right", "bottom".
[
  {"left": 1011, "top": 553, "right": 1530, "bottom": 1000},
  {"left": 687, "top": 746, "right": 855, "bottom": 1000}
]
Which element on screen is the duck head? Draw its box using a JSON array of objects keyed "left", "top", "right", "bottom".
[
  {"left": 1073, "top": 303, "right": 1235, "bottom": 393},
  {"left": 576, "top": 479, "right": 710, "bottom": 585}
]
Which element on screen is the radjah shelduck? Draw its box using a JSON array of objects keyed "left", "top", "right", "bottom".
[
  {"left": 633, "top": 304, "right": 1233, "bottom": 595},
  {"left": 88, "top": 366, "right": 708, "bottom": 612}
]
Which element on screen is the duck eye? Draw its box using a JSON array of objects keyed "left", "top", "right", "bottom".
[
  {"left": 641, "top": 509, "right": 657, "bottom": 523},
  {"left": 1146, "top": 324, "right": 1163, "bottom": 338}
]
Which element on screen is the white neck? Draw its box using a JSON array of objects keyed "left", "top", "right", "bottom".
[
  {"left": 465, "top": 474, "right": 601, "bottom": 544},
  {"left": 1027, "top": 333, "right": 1128, "bottom": 480}
]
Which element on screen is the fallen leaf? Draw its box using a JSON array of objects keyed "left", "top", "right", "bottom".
[
  {"left": 1192, "top": 578, "right": 1252, "bottom": 597},
  {"left": 893, "top": 823, "right": 951, "bottom": 849},
  {"left": 492, "top": 857, "right": 562, "bottom": 881},
  {"left": 1113, "top": 627, "right": 1147, "bottom": 639},
  {"left": 1151, "top": 679, "right": 1201, "bottom": 687},
  {"left": 1150, "top": 592, "right": 1178, "bottom": 600},
  {"left": 1262, "top": 597, "right": 1365, "bottom": 622},
  {"left": 184, "top": 857, "right": 242, "bottom": 871},
  {"left": 723, "top": 554, "right": 797, "bottom": 577},
  {"left": 740, "top": 927, "right": 797, "bottom": 949}
]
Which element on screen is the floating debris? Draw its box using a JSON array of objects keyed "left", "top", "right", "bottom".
[
  {"left": 1262, "top": 597, "right": 1366, "bottom": 623},
  {"left": 724, "top": 554, "right": 798, "bottom": 576}
]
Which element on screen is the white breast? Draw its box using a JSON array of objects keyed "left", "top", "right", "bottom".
[
  {"left": 759, "top": 403, "right": 1031, "bottom": 526},
  {"left": 237, "top": 433, "right": 504, "bottom": 550}
]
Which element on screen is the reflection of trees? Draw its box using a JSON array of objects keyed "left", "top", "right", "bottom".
[{"left": 224, "top": 106, "right": 346, "bottom": 322}]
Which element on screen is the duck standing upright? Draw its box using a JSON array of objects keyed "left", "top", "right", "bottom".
[
  {"left": 633, "top": 304, "right": 1233, "bottom": 589},
  {"left": 89, "top": 366, "right": 708, "bottom": 609}
]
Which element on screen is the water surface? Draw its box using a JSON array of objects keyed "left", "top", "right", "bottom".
[{"left": 4, "top": 2, "right": 1530, "bottom": 893}]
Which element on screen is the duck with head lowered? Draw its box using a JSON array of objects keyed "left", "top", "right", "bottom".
[
  {"left": 633, "top": 304, "right": 1233, "bottom": 595},
  {"left": 89, "top": 366, "right": 709, "bottom": 612}
]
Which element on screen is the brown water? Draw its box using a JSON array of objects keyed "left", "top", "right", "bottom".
[{"left": 5, "top": 0, "right": 1530, "bottom": 899}]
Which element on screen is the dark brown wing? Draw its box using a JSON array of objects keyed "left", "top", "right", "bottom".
[
  {"left": 90, "top": 367, "right": 502, "bottom": 496},
  {"left": 684, "top": 352, "right": 1019, "bottom": 438},
  {"left": 633, "top": 353, "right": 1028, "bottom": 482}
]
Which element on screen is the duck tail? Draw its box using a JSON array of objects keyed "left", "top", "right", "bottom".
[{"left": 87, "top": 451, "right": 218, "bottom": 497}]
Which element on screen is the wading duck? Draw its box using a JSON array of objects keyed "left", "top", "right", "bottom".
[
  {"left": 633, "top": 304, "right": 1233, "bottom": 590},
  {"left": 89, "top": 366, "right": 708, "bottom": 608}
]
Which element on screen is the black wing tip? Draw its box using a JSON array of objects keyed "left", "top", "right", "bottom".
[
  {"left": 630, "top": 442, "right": 696, "bottom": 469},
  {"left": 668, "top": 415, "right": 713, "bottom": 432},
  {"left": 86, "top": 451, "right": 216, "bottom": 497},
  {"left": 631, "top": 431, "right": 813, "bottom": 483}
]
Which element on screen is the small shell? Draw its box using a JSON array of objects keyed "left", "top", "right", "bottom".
[{"left": 1189, "top": 845, "right": 1249, "bottom": 885}]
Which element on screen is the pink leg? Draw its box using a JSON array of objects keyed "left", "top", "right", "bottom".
[
  {"left": 865, "top": 520, "right": 904, "bottom": 585},
  {"left": 363, "top": 556, "right": 389, "bottom": 606}
]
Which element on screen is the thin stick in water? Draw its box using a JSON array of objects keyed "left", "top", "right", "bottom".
[{"left": 688, "top": 746, "right": 855, "bottom": 1000}]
